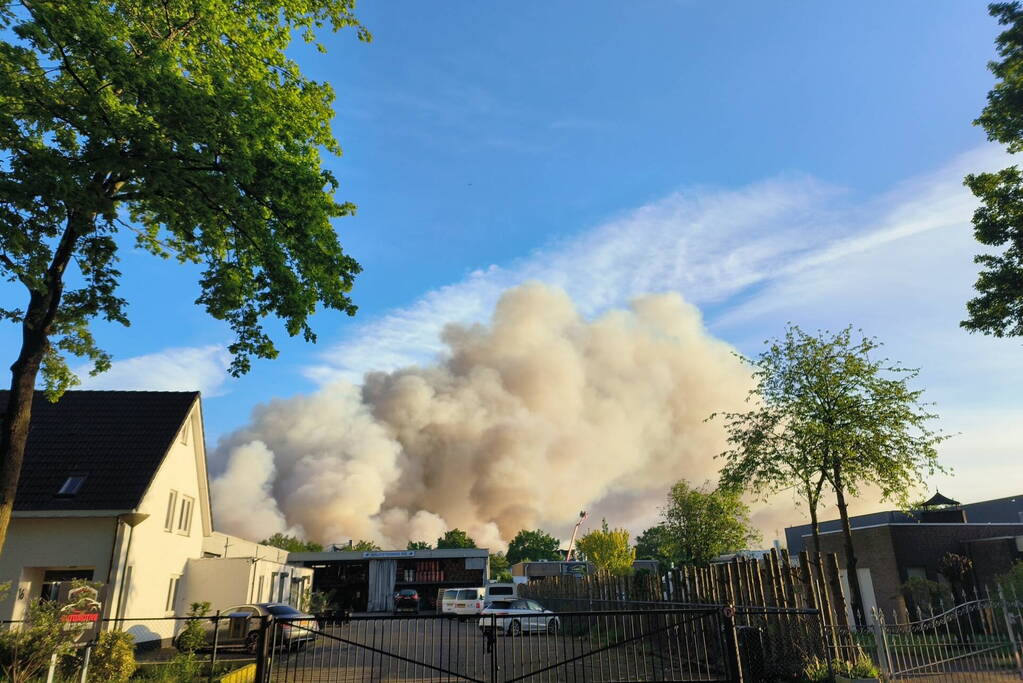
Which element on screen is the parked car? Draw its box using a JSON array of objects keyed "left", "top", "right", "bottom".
[
  {"left": 477, "top": 599, "right": 560, "bottom": 637},
  {"left": 440, "top": 587, "right": 486, "bottom": 619},
  {"left": 393, "top": 589, "right": 420, "bottom": 613},
  {"left": 175, "top": 603, "right": 316, "bottom": 654}
]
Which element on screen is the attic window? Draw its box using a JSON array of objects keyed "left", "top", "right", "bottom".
[{"left": 57, "top": 475, "right": 87, "bottom": 497}]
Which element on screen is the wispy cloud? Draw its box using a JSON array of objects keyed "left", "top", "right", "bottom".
[{"left": 76, "top": 345, "right": 232, "bottom": 396}]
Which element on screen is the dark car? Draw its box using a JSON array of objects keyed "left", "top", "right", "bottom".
[
  {"left": 393, "top": 589, "right": 420, "bottom": 614},
  {"left": 175, "top": 602, "right": 316, "bottom": 654}
]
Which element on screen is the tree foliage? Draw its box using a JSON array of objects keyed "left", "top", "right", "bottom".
[
  {"left": 406, "top": 540, "right": 431, "bottom": 550},
  {"left": 962, "top": 2, "right": 1023, "bottom": 340},
  {"left": 633, "top": 524, "right": 675, "bottom": 568},
  {"left": 716, "top": 325, "right": 946, "bottom": 625},
  {"left": 0, "top": 0, "right": 369, "bottom": 555},
  {"left": 436, "top": 529, "right": 477, "bottom": 549},
  {"left": 86, "top": 631, "right": 135, "bottom": 683},
  {"left": 489, "top": 552, "right": 512, "bottom": 582},
  {"left": 261, "top": 533, "right": 324, "bottom": 553},
  {"left": 576, "top": 519, "right": 635, "bottom": 576},
  {"left": 349, "top": 539, "right": 380, "bottom": 552},
  {"left": 660, "top": 480, "right": 760, "bottom": 566},
  {"left": 0, "top": 597, "right": 86, "bottom": 683},
  {"left": 506, "top": 529, "right": 561, "bottom": 565}
]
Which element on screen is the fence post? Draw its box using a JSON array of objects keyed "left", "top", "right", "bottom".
[
  {"left": 78, "top": 645, "right": 92, "bottom": 683},
  {"left": 997, "top": 584, "right": 1023, "bottom": 679},
  {"left": 722, "top": 604, "right": 743, "bottom": 682},
  {"left": 252, "top": 614, "right": 270, "bottom": 683},
  {"left": 208, "top": 611, "right": 221, "bottom": 683},
  {"left": 870, "top": 607, "right": 891, "bottom": 677}
]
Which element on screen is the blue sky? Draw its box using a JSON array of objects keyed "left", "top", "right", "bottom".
[{"left": 4, "top": 2, "right": 1021, "bottom": 530}]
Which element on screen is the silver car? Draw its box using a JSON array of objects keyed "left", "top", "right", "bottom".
[{"left": 477, "top": 599, "right": 560, "bottom": 636}]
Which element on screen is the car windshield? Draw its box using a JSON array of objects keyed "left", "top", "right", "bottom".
[
  {"left": 265, "top": 605, "right": 305, "bottom": 617},
  {"left": 398, "top": 590, "right": 417, "bottom": 596},
  {"left": 486, "top": 600, "right": 513, "bottom": 609}
]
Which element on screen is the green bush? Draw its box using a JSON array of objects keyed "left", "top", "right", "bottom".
[
  {"left": 174, "top": 601, "right": 210, "bottom": 652},
  {"left": 900, "top": 576, "right": 951, "bottom": 612},
  {"left": 802, "top": 651, "right": 880, "bottom": 682},
  {"left": 0, "top": 599, "right": 85, "bottom": 683},
  {"left": 87, "top": 631, "right": 135, "bottom": 682}
]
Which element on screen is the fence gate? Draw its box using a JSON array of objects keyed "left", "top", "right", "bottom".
[
  {"left": 263, "top": 608, "right": 741, "bottom": 682},
  {"left": 871, "top": 597, "right": 1023, "bottom": 681}
]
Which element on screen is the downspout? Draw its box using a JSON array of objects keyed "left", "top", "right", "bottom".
[{"left": 113, "top": 512, "right": 149, "bottom": 623}]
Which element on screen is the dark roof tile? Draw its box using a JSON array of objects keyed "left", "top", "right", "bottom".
[{"left": 0, "top": 390, "right": 198, "bottom": 511}]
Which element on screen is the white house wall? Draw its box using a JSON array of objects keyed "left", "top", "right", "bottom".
[
  {"left": 182, "top": 557, "right": 253, "bottom": 612},
  {"left": 112, "top": 404, "right": 206, "bottom": 644},
  {"left": 0, "top": 516, "right": 118, "bottom": 621}
]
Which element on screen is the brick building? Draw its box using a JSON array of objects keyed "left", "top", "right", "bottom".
[
  {"left": 814, "top": 521, "right": 1023, "bottom": 621},
  {"left": 288, "top": 548, "right": 489, "bottom": 612}
]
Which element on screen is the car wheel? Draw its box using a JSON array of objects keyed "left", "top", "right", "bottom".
[
  {"left": 547, "top": 618, "right": 559, "bottom": 635},
  {"left": 244, "top": 631, "right": 260, "bottom": 655},
  {"left": 506, "top": 620, "right": 521, "bottom": 638}
]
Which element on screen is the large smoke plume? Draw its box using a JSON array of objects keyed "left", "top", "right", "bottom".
[{"left": 211, "top": 283, "right": 756, "bottom": 549}]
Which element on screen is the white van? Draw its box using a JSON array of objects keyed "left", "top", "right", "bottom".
[
  {"left": 485, "top": 583, "right": 517, "bottom": 602},
  {"left": 440, "top": 587, "right": 486, "bottom": 618}
]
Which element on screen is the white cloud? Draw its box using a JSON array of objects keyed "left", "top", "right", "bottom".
[{"left": 76, "top": 345, "right": 232, "bottom": 396}]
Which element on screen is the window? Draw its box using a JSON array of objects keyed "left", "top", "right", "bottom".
[
  {"left": 906, "top": 567, "right": 927, "bottom": 581},
  {"left": 488, "top": 586, "right": 514, "bottom": 596},
  {"left": 257, "top": 576, "right": 265, "bottom": 602},
  {"left": 166, "top": 576, "right": 180, "bottom": 612},
  {"left": 176, "top": 495, "right": 194, "bottom": 535},
  {"left": 164, "top": 490, "right": 178, "bottom": 531},
  {"left": 56, "top": 475, "right": 87, "bottom": 497}
]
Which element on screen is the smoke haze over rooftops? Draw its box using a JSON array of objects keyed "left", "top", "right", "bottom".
[{"left": 211, "top": 283, "right": 755, "bottom": 549}]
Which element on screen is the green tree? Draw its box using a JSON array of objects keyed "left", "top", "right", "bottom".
[
  {"left": 436, "top": 529, "right": 476, "bottom": 549},
  {"left": 0, "top": 1, "right": 369, "bottom": 555},
  {"left": 406, "top": 540, "right": 431, "bottom": 550},
  {"left": 576, "top": 519, "right": 635, "bottom": 576},
  {"left": 716, "top": 325, "right": 946, "bottom": 625},
  {"left": 963, "top": 2, "right": 1023, "bottom": 342},
  {"left": 505, "top": 529, "right": 561, "bottom": 565},
  {"left": 660, "top": 480, "right": 760, "bottom": 567},
  {"left": 633, "top": 523, "right": 676, "bottom": 569},
  {"left": 489, "top": 552, "right": 512, "bottom": 582},
  {"left": 261, "top": 533, "right": 324, "bottom": 553},
  {"left": 350, "top": 539, "right": 381, "bottom": 552}
]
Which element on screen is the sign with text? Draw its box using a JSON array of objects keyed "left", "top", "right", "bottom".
[
  {"left": 56, "top": 583, "right": 105, "bottom": 643},
  {"left": 362, "top": 550, "right": 415, "bottom": 559}
]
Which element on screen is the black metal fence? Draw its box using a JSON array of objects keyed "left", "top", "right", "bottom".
[{"left": 263, "top": 607, "right": 744, "bottom": 682}]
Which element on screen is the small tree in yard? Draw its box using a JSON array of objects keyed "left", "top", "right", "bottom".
[
  {"left": 175, "top": 601, "right": 211, "bottom": 653},
  {"left": 0, "top": 598, "right": 85, "bottom": 683},
  {"left": 938, "top": 552, "right": 974, "bottom": 602},
  {"left": 0, "top": 0, "right": 370, "bottom": 557},
  {"left": 715, "top": 325, "right": 947, "bottom": 626},
  {"left": 489, "top": 552, "right": 512, "bottom": 582},
  {"left": 86, "top": 631, "right": 135, "bottom": 683},
  {"left": 437, "top": 529, "right": 476, "bottom": 549},
  {"left": 576, "top": 520, "right": 635, "bottom": 576},
  {"left": 660, "top": 480, "right": 760, "bottom": 567}
]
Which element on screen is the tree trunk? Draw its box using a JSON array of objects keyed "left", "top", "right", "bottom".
[
  {"left": 832, "top": 467, "right": 866, "bottom": 626},
  {"left": 0, "top": 217, "right": 81, "bottom": 557},
  {"left": 809, "top": 502, "right": 822, "bottom": 556}
]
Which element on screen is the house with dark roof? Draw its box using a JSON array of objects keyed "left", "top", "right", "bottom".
[{"left": 0, "top": 391, "right": 310, "bottom": 645}]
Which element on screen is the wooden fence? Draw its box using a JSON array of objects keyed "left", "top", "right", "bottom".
[{"left": 521, "top": 549, "right": 853, "bottom": 633}]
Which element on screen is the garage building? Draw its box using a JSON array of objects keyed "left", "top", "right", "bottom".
[{"left": 289, "top": 548, "right": 489, "bottom": 612}]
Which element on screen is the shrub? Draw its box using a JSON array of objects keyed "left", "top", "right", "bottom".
[
  {"left": 87, "top": 631, "right": 135, "bottom": 682},
  {"left": 175, "top": 601, "right": 210, "bottom": 652},
  {"left": 0, "top": 598, "right": 86, "bottom": 683},
  {"left": 900, "top": 576, "right": 951, "bottom": 613},
  {"left": 997, "top": 561, "right": 1023, "bottom": 598},
  {"left": 845, "top": 652, "right": 880, "bottom": 678}
]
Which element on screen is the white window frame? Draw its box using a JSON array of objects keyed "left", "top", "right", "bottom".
[
  {"left": 164, "top": 490, "right": 178, "bottom": 532},
  {"left": 180, "top": 420, "right": 190, "bottom": 445},
  {"left": 176, "top": 495, "right": 194, "bottom": 535},
  {"left": 166, "top": 575, "right": 180, "bottom": 613}
]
